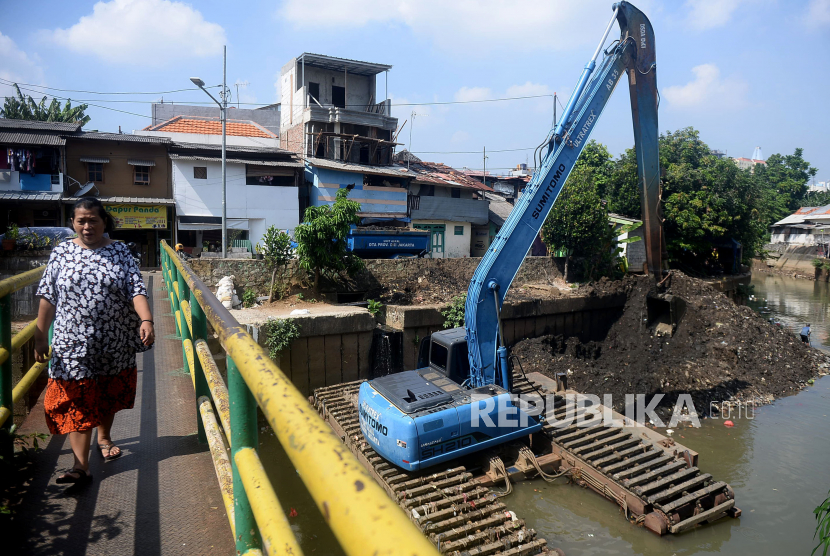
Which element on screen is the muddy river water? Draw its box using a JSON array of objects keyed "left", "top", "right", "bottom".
[{"left": 260, "top": 273, "right": 830, "bottom": 555}]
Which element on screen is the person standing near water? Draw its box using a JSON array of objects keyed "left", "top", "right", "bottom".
[
  {"left": 33, "top": 197, "right": 154, "bottom": 485},
  {"left": 801, "top": 324, "right": 811, "bottom": 344}
]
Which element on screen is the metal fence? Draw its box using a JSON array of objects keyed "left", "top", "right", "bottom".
[
  {"left": 0, "top": 266, "right": 51, "bottom": 458},
  {"left": 159, "top": 240, "right": 437, "bottom": 556}
]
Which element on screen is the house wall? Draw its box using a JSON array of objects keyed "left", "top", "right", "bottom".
[
  {"left": 770, "top": 229, "right": 828, "bottom": 245},
  {"left": 173, "top": 159, "right": 300, "bottom": 246},
  {"left": 150, "top": 103, "right": 280, "bottom": 136},
  {"left": 65, "top": 140, "right": 172, "bottom": 199},
  {"left": 304, "top": 166, "right": 407, "bottom": 216},
  {"left": 412, "top": 219, "right": 472, "bottom": 258}
]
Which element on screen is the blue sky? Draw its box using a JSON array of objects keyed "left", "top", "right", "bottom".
[{"left": 2, "top": 0, "right": 828, "bottom": 180}]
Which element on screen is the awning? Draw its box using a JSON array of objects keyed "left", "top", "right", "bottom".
[
  {"left": 80, "top": 157, "right": 110, "bottom": 164},
  {"left": 177, "top": 217, "right": 249, "bottom": 231},
  {"left": 127, "top": 159, "right": 156, "bottom": 166}
]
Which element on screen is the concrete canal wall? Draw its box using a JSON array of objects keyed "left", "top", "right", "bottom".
[{"left": 237, "top": 292, "right": 627, "bottom": 396}]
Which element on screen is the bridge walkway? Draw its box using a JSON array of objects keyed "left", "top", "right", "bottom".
[{"left": 6, "top": 272, "right": 234, "bottom": 555}]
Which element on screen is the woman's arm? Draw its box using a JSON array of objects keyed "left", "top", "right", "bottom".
[
  {"left": 133, "top": 294, "right": 155, "bottom": 346},
  {"left": 34, "top": 298, "right": 56, "bottom": 363}
]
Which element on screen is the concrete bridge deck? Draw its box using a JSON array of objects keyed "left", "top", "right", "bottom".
[{"left": 4, "top": 273, "right": 234, "bottom": 555}]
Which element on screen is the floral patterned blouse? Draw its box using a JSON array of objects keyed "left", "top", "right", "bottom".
[{"left": 36, "top": 240, "right": 151, "bottom": 381}]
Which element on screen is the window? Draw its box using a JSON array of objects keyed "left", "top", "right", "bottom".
[
  {"left": 332, "top": 85, "right": 345, "bottom": 108},
  {"left": 193, "top": 166, "right": 207, "bottom": 179},
  {"left": 454, "top": 226, "right": 464, "bottom": 236},
  {"left": 134, "top": 165, "right": 150, "bottom": 185},
  {"left": 88, "top": 163, "right": 103, "bottom": 182},
  {"left": 308, "top": 82, "right": 320, "bottom": 103},
  {"left": 451, "top": 188, "right": 461, "bottom": 198}
]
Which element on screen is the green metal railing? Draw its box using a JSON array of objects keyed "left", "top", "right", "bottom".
[
  {"left": 160, "top": 241, "right": 438, "bottom": 556},
  {"left": 0, "top": 266, "right": 51, "bottom": 458}
]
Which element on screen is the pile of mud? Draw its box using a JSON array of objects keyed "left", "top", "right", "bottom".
[{"left": 513, "top": 272, "right": 830, "bottom": 414}]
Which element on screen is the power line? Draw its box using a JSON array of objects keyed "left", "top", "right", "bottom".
[
  {"left": 3, "top": 83, "right": 152, "bottom": 119},
  {"left": 412, "top": 147, "right": 535, "bottom": 154},
  {"left": 0, "top": 77, "right": 220, "bottom": 95}
]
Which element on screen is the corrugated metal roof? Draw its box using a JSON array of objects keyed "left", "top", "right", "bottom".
[
  {"left": 299, "top": 53, "right": 391, "bottom": 76},
  {"left": 60, "top": 195, "right": 175, "bottom": 205},
  {"left": 485, "top": 193, "right": 514, "bottom": 226},
  {"left": 79, "top": 156, "right": 110, "bottom": 163},
  {"left": 70, "top": 132, "right": 171, "bottom": 144},
  {"left": 305, "top": 156, "right": 409, "bottom": 178},
  {"left": 127, "top": 159, "right": 156, "bottom": 166},
  {"left": 401, "top": 160, "right": 494, "bottom": 191},
  {"left": 171, "top": 141, "right": 291, "bottom": 155},
  {"left": 0, "top": 132, "right": 66, "bottom": 146},
  {"left": 0, "top": 191, "right": 62, "bottom": 201},
  {"left": 170, "top": 153, "right": 303, "bottom": 167},
  {"left": 0, "top": 119, "right": 81, "bottom": 132}
]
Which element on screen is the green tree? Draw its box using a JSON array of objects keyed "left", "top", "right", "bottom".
[
  {"left": 295, "top": 188, "right": 363, "bottom": 292},
  {"left": 604, "top": 147, "right": 642, "bottom": 219},
  {"left": 575, "top": 140, "right": 614, "bottom": 198},
  {"left": 754, "top": 148, "right": 818, "bottom": 216},
  {"left": 1, "top": 84, "right": 90, "bottom": 125},
  {"left": 541, "top": 166, "right": 610, "bottom": 280},
  {"left": 262, "top": 226, "right": 293, "bottom": 302}
]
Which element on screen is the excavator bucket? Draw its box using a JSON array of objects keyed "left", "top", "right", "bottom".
[{"left": 646, "top": 292, "right": 686, "bottom": 336}]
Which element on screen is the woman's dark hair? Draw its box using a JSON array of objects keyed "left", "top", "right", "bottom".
[{"left": 70, "top": 197, "right": 116, "bottom": 234}]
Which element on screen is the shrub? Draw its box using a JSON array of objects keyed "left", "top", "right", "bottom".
[
  {"left": 263, "top": 318, "right": 300, "bottom": 360},
  {"left": 367, "top": 299, "right": 383, "bottom": 317},
  {"left": 441, "top": 294, "right": 467, "bottom": 329},
  {"left": 813, "top": 258, "right": 824, "bottom": 268},
  {"left": 242, "top": 288, "right": 257, "bottom": 308}
]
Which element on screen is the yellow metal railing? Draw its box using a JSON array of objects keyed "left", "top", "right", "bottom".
[
  {"left": 160, "top": 241, "right": 437, "bottom": 556},
  {"left": 0, "top": 266, "right": 50, "bottom": 451}
]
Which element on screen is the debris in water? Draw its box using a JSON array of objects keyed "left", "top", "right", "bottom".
[{"left": 724, "top": 420, "right": 734, "bottom": 427}]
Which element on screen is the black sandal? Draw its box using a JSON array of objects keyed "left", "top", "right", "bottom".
[
  {"left": 99, "top": 443, "right": 122, "bottom": 461},
  {"left": 56, "top": 468, "right": 92, "bottom": 485}
]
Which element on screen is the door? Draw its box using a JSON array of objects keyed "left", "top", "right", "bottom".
[{"left": 415, "top": 224, "right": 445, "bottom": 258}]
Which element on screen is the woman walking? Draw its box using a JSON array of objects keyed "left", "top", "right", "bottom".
[{"left": 34, "top": 198, "right": 154, "bottom": 484}]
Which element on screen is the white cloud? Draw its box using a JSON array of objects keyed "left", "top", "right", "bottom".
[
  {"left": 454, "top": 87, "right": 492, "bottom": 103},
  {"left": 684, "top": 0, "right": 744, "bottom": 31},
  {"left": 451, "top": 130, "right": 470, "bottom": 144},
  {"left": 505, "top": 82, "right": 552, "bottom": 98},
  {"left": 45, "top": 0, "right": 225, "bottom": 65},
  {"left": 0, "top": 33, "right": 45, "bottom": 98},
  {"left": 805, "top": 0, "right": 830, "bottom": 27},
  {"left": 280, "top": 0, "right": 658, "bottom": 53},
  {"left": 663, "top": 64, "right": 747, "bottom": 109}
]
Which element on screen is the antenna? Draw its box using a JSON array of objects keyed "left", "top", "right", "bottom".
[
  {"left": 234, "top": 80, "right": 249, "bottom": 109},
  {"left": 74, "top": 182, "right": 99, "bottom": 197}
]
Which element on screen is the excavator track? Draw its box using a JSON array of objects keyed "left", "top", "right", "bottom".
[
  {"left": 517, "top": 373, "right": 741, "bottom": 535},
  {"left": 312, "top": 381, "right": 559, "bottom": 556},
  {"left": 313, "top": 373, "right": 740, "bottom": 546}
]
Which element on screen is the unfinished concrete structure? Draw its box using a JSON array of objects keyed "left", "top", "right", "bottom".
[{"left": 279, "top": 53, "right": 398, "bottom": 165}]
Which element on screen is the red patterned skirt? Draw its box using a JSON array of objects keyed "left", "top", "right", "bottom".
[{"left": 44, "top": 367, "right": 138, "bottom": 435}]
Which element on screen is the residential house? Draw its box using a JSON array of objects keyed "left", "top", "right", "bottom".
[
  {"left": 400, "top": 154, "right": 492, "bottom": 258},
  {"left": 0, "top": 119, "right": 76, "bottom": 230},
  {"left": 770, "top": 207, "right": 830, "bottom": 246},
  {"left": 609, "top": 213, "right": 646, "bottom": 272},
  {"left": 168, "top": 142, "right": 303, "bottom": 251},
  {"left": 731, "top": 157, "right": 766, "bottom": 172},
  {"left": 64, "top": 131, "right": 174, "bottom": 266},
  {"left": 138, "top": 102, "right": 280, "bottom": 149},
  {"left": 279, "top": 53, "right": 397, "bottom": 163}
]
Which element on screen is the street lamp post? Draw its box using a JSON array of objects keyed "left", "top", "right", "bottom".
[{"left": 191, "top": 45, "right": 228, "bottom": 258}]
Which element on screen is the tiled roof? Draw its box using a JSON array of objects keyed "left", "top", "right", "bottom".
[
  {"left": 0, "top": 132, "right": 66, "bottom": 146},
  {"left": 147, "top": 116, "right": 276, "bottom": 138},
  {"left": 401, "top": 160, "right": 494, "bottom": 192},
  {"left": 70, "top": 132, "right": 171, "bottom": 144},
  {"left": 0, "top": 191, "right": 62, "bottom": 201},
  {"left": 61, "top": 195, "right": 175, "bottom": 205},
  {"left": 0, "top": 119, "right": 81, "bottom": 132}
]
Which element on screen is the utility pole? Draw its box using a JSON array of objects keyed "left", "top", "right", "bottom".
[
  {"left": 408, "top": 111, "right": 417, "bottom": 170},
  {"left": 222, "top": 46, "right": 227, "bottom": 258},
  {"left": 483, "top": 146, "right": 488, "bottom": 187}
]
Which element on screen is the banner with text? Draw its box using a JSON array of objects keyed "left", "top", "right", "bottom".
[{"left": 105, "top": 204, "right": 168, "bottom": 229}]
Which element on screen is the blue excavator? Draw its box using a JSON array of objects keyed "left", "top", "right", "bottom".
[{"left": 359, "top": 1, "right": 666, "bottom": 471}]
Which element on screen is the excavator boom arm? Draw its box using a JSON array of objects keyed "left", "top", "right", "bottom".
[{"left": 465, "top": 1, "right": 662, "bottom": 387}]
